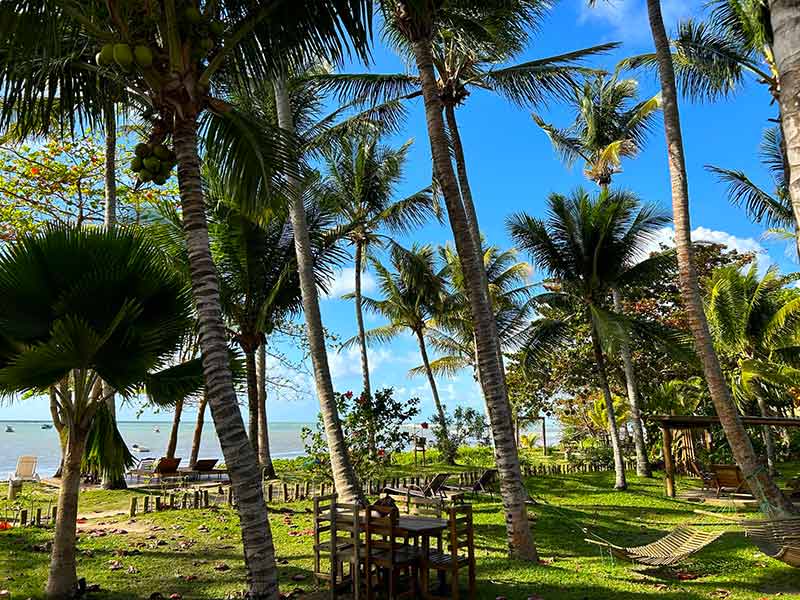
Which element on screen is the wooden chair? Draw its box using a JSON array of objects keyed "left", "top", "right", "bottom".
[
  {"left": 364, "top": 504, "right": 421, "bottom": 599},
  {"left": 421, "top": 504, "right": 476, "bottom": 600},
  {"left": 688, "top": 460, "right": 715, "bottom": 491},
  {"left": 313, "top": 494, "right": 362, "bottom": 599},
  {"left": 710, "top": 464, "right": 750, "bottom": 497}
]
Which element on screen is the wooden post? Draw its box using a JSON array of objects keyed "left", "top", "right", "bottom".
[
  {"left": 169, "top": 493, "right": 176, "bottom": 509},
  {"left": 227, "top": 488, "right": 233, "bottom": 506},
  {"left": 129, "top": 497, "right": 138, "bottom": 518},
  {"left": 51, "top": 506, "right": 57, "bottom": 524},
  {"left": 35, "top": 507, "right": 42, "bottom": 526},
  {"left": 662, "top": 426, "right": 676, "bottom": 498},
  {"left": 20, "top": 509, "right": 27, "bottom": 526},
  {"left": 144, "top": 496, "right": 150, "bottom": 513}
]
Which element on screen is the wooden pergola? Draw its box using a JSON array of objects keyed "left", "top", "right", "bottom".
[{"left": 650, "top": 415, "right": 800, "bottom": 497}]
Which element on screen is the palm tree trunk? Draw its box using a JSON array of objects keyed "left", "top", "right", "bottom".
[
  {"left": 756, "top": 395, "right": 777, "bottom": 477},
  {"left": 273, "top": 78, "right": 362, "bottom": 504},
  {"left": 46, "top": 423, "right": 88, "bottom": 598},
  {"left": 612, "top": 289, "right": 650, "bottom": 477},
  {"left": 49, "top": 386, "right": 65, "bottom": 478},
  {"left": 257, "top": 343, "right": 276, "bottom": 479},
  {"left": 444, "top": 105, "right": 480, "bottom": 254},
  {"left": 590, "top": 318, "right": 628, "bottom": 490},
  {"left": 245, "top": 347, "right": 260, "bottom": 457},
  {"left": 411, "top": 39, "right": 536, "bottom": 560},
  {"left": 769, "top": 0, "right": 800, "bottom": 242},
  {"left": 173, "top": 115, "right": 280, "bottom": 597},
  {"left": 166, "top": 397, "right": 183, "bottom": 460},
  {"left": 189, "top": 392, "right": 207, "bottom": 470},
  {"left": 647, "top": 0, "right": 796, "bottom": 516},
  {"left": 354, "top": 241, "right": 372, "bottom": 399},
  {"left": 415, "top": 328, "right": 452, "bottom": 462}
]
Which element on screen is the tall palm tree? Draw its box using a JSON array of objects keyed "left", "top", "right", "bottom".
[
  {"left": 641, "top": 0, "right": 796, "bottom": 517},
  {"left": 370, "top": 0, "right": 537, "bottom": 560},
  {"left": 0, "top": 3, "right": 374, "bottom": 593},
  {"left": 533, "top": 72, "right": 660, "bottom": 476},
  {"left": 705, "top": 265, "right": 800, "bottom": 474},
  {"left": 533, "top": 73, "right": 660, "bottom": 188},
  {"left": 508, "top": 188, "right": 679, "bottom": 490},
  {"left": 0, "top": 226, "right": 197, "bottom": 597},
  {"left": 347, "top": 243, "right": 450, "bottom": 445},
  {"left": 419, "top": 244, "right": 534, "bottom": 385},
  {"left": 322, "top": 132, "right": 437, "bottom": 398}
]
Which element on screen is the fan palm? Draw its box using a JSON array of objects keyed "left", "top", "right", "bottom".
[
  {"left": 508, "top": 187, "right": 680, "bottom": 490},
  {"left": 322, "top": 132, "right": 437, "bottom": 399},
  {"left": 0, "top": 226, "right": 196, "bottom": 597},
  {"left": 636, "top": 0, "right": 796, "bottom": 516},
  {"left": 533, "top": 73, "right": 660, "bottom": 188},
  {"left": 706, "top": 265, "right": 800, "bottom": 474},
  {"left": 533, "top": 71, "right": 659, "bottom": 477},
  {"left": 345, "top": 243, "right": 449, "bottom": 441},
  {"left": 0, "top": 2, "right": 374, "bottom": 592}
]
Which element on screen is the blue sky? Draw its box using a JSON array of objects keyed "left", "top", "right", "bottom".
[{"left": 2, "top": 0, "right": 792, "bottom": 425}]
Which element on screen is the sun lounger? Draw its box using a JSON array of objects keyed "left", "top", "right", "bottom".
[
  {"left": 382, "top": 472, "right": 463, "bottom": 501},
  {"left": 710, "top": 464, "right": 751, "bottom": 497},
  {"left": 128, "top": 457, "right": 182, "bottom": 483},
  {"left": 445, "top": 468, "right": 498, "bottom": 498},
  {"left": 184, "top": 458, "right": 225, "bottom": 480},
  {"left": 9, "top": 455, "right": 40, "bottom": 482}
]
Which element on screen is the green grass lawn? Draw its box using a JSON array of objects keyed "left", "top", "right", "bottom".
[{"left": 1, "top": 467, "right": 799, "bottom": 599}]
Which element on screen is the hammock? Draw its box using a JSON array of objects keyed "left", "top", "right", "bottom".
[
  {"left": 696, "top": 510, "right": 800, "bottom": 568},
  {"left": 584, "top": 527, "right": 725, "bottom": 566}
]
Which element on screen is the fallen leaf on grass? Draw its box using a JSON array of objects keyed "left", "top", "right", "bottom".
[
  {"left": 127, "top": 566, "right": 139, "bottom": 575},
  {"left": 214, "top": 563, "right": 230, "bottom": 572},
  {"left": 711, "top": 590, "right": 731, "bottom": 598},
  {"left": 108, "top": 560, "right": 124, "bottom": 571}
]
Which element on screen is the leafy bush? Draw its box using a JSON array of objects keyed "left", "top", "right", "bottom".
[
  {"left": 565, "top": 438, "right": 614, "bottom": 470},
  {"left": 431, "top": 405, "right": 491, "bottom": 464},
  {"left": 302, "top": 388, "right": 419, "bottom": 484}
]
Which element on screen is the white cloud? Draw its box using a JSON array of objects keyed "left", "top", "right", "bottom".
[
  {"left": 637, "top": 225, "right": 770, "bottom": 272},
  {"left": 323, "top": 268, "right": 376, "bottom": 299},
  {"left": 577, "top": 0, "right": 697, "bottom": 45},
  {"left": 328, "top": 345, "right": 393, "bottom": 380}
]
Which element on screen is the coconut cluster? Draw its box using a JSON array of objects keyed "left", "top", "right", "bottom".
[
  {"left": 131, "top": 143, "right": 176, "bottom": 186},
  {"left": 95, "top": 4, "right": 225, "bottom": 72}
]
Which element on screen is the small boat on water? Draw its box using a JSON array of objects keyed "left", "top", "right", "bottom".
[
  {"left": 5, "top": 425, "right": 14, "bottom": 432},
  {"left": 131, "top": 443, "right": 150, "bottom": 453},
  {"left": 41, "top": 423, "right": 53, "bottom": 430},
  {"left": 153, "top": 426, "right": 160, "bottom": 433}
]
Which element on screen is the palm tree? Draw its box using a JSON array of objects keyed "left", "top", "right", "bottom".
[
  {"left": 209, "top": 183, "right": 347, "bottom": 479},
  {"left": 0, "top": 2, "right": 374, "bottom": 592},
  {"left": 533, "top": 73, "right": 660, "bottom": 188},
  {"left": 508, "top": 188, "right": 679, "bottom": 490},
  {"left": 420, "top": 244, "right": 534, "bottom": 385},
  {"left": 348, "top": 243, "right": 450, "bottom": 446},
  {"left": 705, "top": 265, "right": 800, "bottom": 474},
  {"left": 640, "top": 0, "right": 796, "bottom": 517},
  {"left": 0, "top": 226, "right": 196, "bottom": 598},
  {"left": 370, "top": 0, "right": 538, "bottom": 560},
  {"left": 533, "top": 73, "right": 660, "bottom": 476},
  {"left": 707, "top": 126, "right": 797, "bottom": 256},
  {"left": 322, "top": 132, "right": 437, "bottom": 399}
]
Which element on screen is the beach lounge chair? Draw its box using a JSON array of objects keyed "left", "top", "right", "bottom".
[
  {"left": 445, "top": 469, "right": 498, "bottom": 498},
  {"left": 383, "top": 472, "right": 462, "bottom": 501},
  {"left": 187, "top": 458, "right": 222, "bottom": 480},
  {"left": 10, "top": 455, "right": 40, "bottom": 482},
  {"left": 710, "top": 464, "right": 750, "bottom": 497},
  {"left": 689, "top": 460, "right": 715, "bottom": 491},
  {"left": 152, "top": 457, "right": 181, "bottom": 481},
  {"left": 128, "top": 457, "right": 156, "bottom": 482}
]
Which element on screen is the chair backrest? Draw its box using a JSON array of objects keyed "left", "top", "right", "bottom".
[
  {"left": 137, "top": 457, "right": 156, "bottom": 472},
  {"left": 192, "top": 458, "right": 217, "bottom": 472},
  {"left": 712, "top": 464, "right": 743, "bottom": 487},
  {"left": 15, "top": 456, "right": 37, "bottom": 479},
  {"left": 447, "top": 504, "right": 474, "bottom": 562},
  {"left": 365, "top": 503, "right": 401, "bottom": 561},
  {"left": 154, "top": 457, "right": 181, "bottom": 474},
  {"left": 408, "top": 494, "right": 443, "bottom": 518},
  {"left": 424, "top": 472, "right": 450, "bottom": 495}
]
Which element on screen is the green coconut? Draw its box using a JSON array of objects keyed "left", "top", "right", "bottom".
[
  {"left": 133, "top": 45, "right": 153, "bottom": 68},
  {"left": 183, "top": 6, "right": 202, "bottom": 24},
  {"left": 113, "top": 43, "right": 134, "bottom": 70},
  {"left": 152, "top": 144, "right": 171, "bottom": 160},
  {"left": 134, "top": 143, "right": 151, "bottom": 158},
  {"left": 152, "top": 174, "right": 168, "bottom": 185},
  {"left": 143, "top": 157, "right": 161, "bottom": 173},
  {"left": 131, "top": 157, "right": 143, "bottom": 172},
  {"left": 138, "top": 169, "right": 154, "bottom": 182},
  {"left": 97, "top": 44, "right": 114, "bottom": 66}
]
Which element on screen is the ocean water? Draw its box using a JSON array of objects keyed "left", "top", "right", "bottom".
[{"left": 0, "top": 420, "right": 310, "bottom": 478}]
